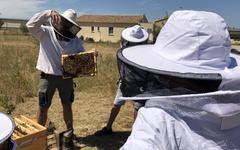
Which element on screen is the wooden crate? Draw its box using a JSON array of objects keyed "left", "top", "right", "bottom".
[
  {"left": 61, "top": 50, "right": 97, "bottom": 79},
  {"left": 12, "top": 115, "right": 47, "bottom": 150}
]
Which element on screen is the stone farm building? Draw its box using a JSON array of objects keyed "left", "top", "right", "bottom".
[
  {"left": 0, "top": 18, "right": 28, "bottom": 34},
  {"left": 77, "top": 15, "right": 154, "bottom": 43},
  {"left": 0, "top": 18, "right": 27, "bottom": 28}
]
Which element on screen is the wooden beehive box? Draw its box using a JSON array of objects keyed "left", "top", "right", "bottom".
[
  {"left": 61, "top": 51, "right": 97, "bottom": 79},
  {"left": 12, "top": 115, "right": 47, "bottom": 150}
]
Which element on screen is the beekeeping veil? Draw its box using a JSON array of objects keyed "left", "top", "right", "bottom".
[{"left": 119, "top": 10, "right": 240, "bottom": 150}]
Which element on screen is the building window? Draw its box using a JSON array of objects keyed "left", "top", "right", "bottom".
[
  {"left": 108, "top": 27, "right": 114, "bottom": 35},
  {"left": 97, "top": 26, "right": 100, "bottom": 32},
  {"left": 91, "top": 26, "right": 94, "bottom": 32}
]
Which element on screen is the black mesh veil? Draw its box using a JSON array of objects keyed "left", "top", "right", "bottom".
[{"left": 117, "top": 48, "right": 222, "bottom": 98}]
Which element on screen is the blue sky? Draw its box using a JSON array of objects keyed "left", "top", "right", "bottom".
[{"left": 0, "top": 0, "right": 239, "bottom": 27}]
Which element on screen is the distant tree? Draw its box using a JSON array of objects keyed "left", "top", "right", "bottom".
[
  {"left": 0, "top": 19, "right": 4, "bottom": 29},
  {"left": 153, "top": 16, "right": 169, "bottom": 42},
  {"left": 20, "top": 23, "right": 28, "bottom": 35},
  {"left": 163, "top": 15, "right": 169, "bottom": 20},
  {"left": 153, "top": 26, "right": 161, "bottom": 42}
]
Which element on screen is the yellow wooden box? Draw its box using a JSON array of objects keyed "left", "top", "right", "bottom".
[{"left": 12, "top": 115, "right": 47, "bottom": 150}]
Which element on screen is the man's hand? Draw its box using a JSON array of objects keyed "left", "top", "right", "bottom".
[{"left": 51, "top": 10, "right": 61, "bottom": 27}]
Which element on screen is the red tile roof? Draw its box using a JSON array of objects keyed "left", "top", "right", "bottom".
[{"left": 77, "top": 15, "right": 148, "bottom": 24}]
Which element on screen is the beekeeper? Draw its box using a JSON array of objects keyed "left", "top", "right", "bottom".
[
  {"left": 26, "top": 9, "right": 83, "bottom": 135},
  {"left": 120, "top": 10, "right": 240, "bottom": 150}
]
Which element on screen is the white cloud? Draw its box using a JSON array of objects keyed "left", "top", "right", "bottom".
[{"left": 0, "top": 0, "right": 47, "bottom": 19}]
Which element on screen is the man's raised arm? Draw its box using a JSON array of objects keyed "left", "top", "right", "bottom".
[{"left": 26, "top": 10, "right": 52, "bottom": 40}]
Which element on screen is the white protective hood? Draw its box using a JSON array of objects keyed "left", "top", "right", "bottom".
[{"left": 121, "top": 90, "right": 240, "bottom": 150}]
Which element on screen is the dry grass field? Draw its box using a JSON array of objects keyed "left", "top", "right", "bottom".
[{"left": 0, "top": 34, "right": 134, "bottom": 149}]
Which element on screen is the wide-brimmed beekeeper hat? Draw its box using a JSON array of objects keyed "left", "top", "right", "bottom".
[
  {"left": 122, "top": 25, "right": 149, "bottom": 43},
  {"left": 122, "top": 10, "right": 240, "bottom": 90},
  {"left": 60, "top": 9, "right": 80, "bottom": 29},
  {"left": 0, "top": 112, "right": 15, "bottom": 144},
  {"left": 50, "top": 9, "right": 81, "bottom": 39}
]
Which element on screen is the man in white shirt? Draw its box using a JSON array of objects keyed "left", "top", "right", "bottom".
[{"left": 26, "top": 9, "right": 84, "bottom": 133}]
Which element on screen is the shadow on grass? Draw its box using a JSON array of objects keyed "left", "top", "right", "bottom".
[{"left": 74, "top": 131, "right": 130, "bottom": 150}]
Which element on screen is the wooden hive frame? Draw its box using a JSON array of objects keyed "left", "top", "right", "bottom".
[{"left": 61, "top": 50, "right": 97, "bottom": 79}]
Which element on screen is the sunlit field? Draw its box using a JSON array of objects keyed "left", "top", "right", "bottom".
[{"left": 0, "top": 33, "right": 134, "bottom": 149}]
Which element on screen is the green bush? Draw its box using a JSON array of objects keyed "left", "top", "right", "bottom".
[
  {"left": 0, "top": 19, "right": 4, "bottom": 29},
  {"left": 20, "top": 23, "right": 29, "bottom": 35},
  {"left": 0, "top": 95, "right": 15, "bottom": 114},
  {"left": 85, "top": 37, "right": 94, "bottom": 42}
]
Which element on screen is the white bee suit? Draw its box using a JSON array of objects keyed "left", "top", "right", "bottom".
[
  {"left": 26, "top": 10, "right": 84, "bottom": 75},
  {"left": 120, "top": 91, "right": 240, "bottom": 150}
]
